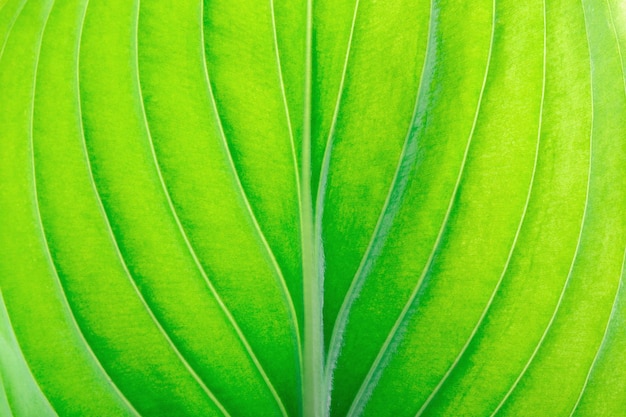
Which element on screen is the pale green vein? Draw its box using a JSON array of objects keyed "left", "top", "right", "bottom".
[
  {"left": 199, "top": 5, "right": 302, "bottom": 390},
  {"left": 344, "top": 1, "right": 497, "bottom": 414},
  {"left": 131, "top": 1, "right": 289, "bottom": 414},
  {"left": 200, "top": 0, "right": 302, "bottom": 414},
  {"left": 31, "top": 2, "right": 140, "bottom": 415},
  {"left": 568, "top": 2, "right": 626, "bottom": 411},
  {"left": 0, "top": 4, "right": 46, "bottom": 416},
  {"left": 324, "top": 0, "right": 433, "bottom": 387},
  {"left": 0, "top": 290, "right": 57, "bottom": 417},
  {"left": 489, "top": 3, "right": 594, "bottom": 412},
  {"left": 200, "top": 0, "right": 300, "bottom": 354},
  {"left": 313, "top": 0, "right": 359, "bottom": 216},
  {"left": 315, "top": 0, "right": 361, "bottom": 385},
  {"left": 269, "top": 0, "right": 305, "bottom": 373},
  {"left": 0, "top": 0, "right": 26, "bottom": 63},
  {"left": 415, "top": 2, "right": 546, "bottom": 414},
  {"left": 301, "top": 0, "right": 324, "bottom": 414},
  {"left": 0, "top": 373, "right": 13, "bottom": 417},
  {"left": 312, "top": 0, "right": 361, "bottom": 394},
  {"left": 607, "top": 0, "right": 626, "bottom": 100},
  {"left": 74, "top": 1, "right": 230, "bottom": 414},
  {"left": 569, "top": 248, "right": 626, "bottom": 416},
  {"left": 269, "top": 0, "right": 303, "bottom": 231},
  {"left": 312, "top": 7, "right": 360, "bottom": 388}
]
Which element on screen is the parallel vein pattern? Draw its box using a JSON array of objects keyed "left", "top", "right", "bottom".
[{"left": 1, "top": 0, "right": 625, "bottom": 416}]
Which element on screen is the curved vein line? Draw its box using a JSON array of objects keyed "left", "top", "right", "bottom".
[
  {"left": 0, "top": 372, "right": 14, "bottom": 417},
  {"left": 568, "top": 248, "right": 626, "bottom": 417},
  {"left": 313, "top": 0, "right": 360, "bottom": 219},
  {"left": 568, "top": 2, "right": 626, "bottom": 413},
  {"left": 80, "top": 0, "right": 230, "bottom": 413},
  {"left": 606, "top": 0, "right": 626, "bottom": 96},
  {"left": 1, "top": 390, "right": 14, "bottom": 417},
  {"left": 131, "top": 1, "right": 289, "bottom": 415},
  {"left": 269, "top": 0, "right": 305, "bottom": 371},
  {"left": 201, "top": 0, "right": 299, "bottom": 322},
  {"left": 416, "top": 2, "right": 546, "bottom": 414},
  {"left": 269, "top": 0, "right": 299, "bottom": 188},
  {"left": 0, "top": 0, "right": 26, "bottom": 63},
  {"left": 76, "top": 0, "right": 229, "bottom": 416},
  {"left": 0, "top": 290, "right": 58, "bottom": 417},
  {"left": 199, "top": 1, "right": 301, "bottom": 373},
  {"left": 0, "top": 0, "right": 12, "bottom": 17},
  {"left": 202, "top": 0, "right": 303, "bottom": 412},
  {"left": 345, "top": 1, "right": 497, "bottom": 415},
  {"left": 311, "top": 8, "right": 359, "bottom": 385},
  {"left": 324, "top": 0, "right": 433, "bottom": 385},
  {"left": 200, "top": 0, "right": 302, "bottom": 415},
  {"left": 76, "top": 1, "right": 230, "bottom": 414},
  {"left": 30, "top": 2, "right": 140, "bottom": 415},
  {"left": 0, "top": 6, "right": 54, "bottom": 414},
  {"left": 605, "top": 0, "right": 626, "bottom": 131},
  {"left": 490, "top": 4, "right": 594, "bottom": 414}
]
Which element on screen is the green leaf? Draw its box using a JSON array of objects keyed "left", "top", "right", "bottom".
[{"left": 1, "top": 0, "right": 625, "bottom": 416}]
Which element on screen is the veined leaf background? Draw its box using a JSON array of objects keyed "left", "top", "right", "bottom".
[{"left": 1, "top": 0, "right": 626, "bottom": 415}]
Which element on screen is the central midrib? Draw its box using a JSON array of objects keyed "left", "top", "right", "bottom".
[{"left": 300, "top": 0, "right": 325, "bottom": 415}]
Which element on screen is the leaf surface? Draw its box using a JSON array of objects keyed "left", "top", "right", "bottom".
[{"left": 1, "top": 0, "right": 626, "bottom": 416}]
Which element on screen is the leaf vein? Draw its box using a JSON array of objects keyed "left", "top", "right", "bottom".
[
  {"left": 32, "top": 2, "right": 140, "bottom": 414},
  {"left": 76, "top": 0, "right": 230, "bottom": 414},
  {"left": 415, "top": 1, "right": 547, "bottom": 413},
  {"left": 199, "top": 1, "right": 299, "bottom": 413},
  {"left": 345, "top": 0, "right": 498, "bottom": 414},
  {"left": 489, "top": 2, "right": 594, "bottom": 412},
  {"left": 568, "top": 2, "right": 626, "bottom": 413},
  {"left": 568, "top": 248, "right": 626, "bottom": 417},
  {"left": 313, "top": 0, "right": 360, "bottom": 217},
  {"left": 324, "top": 0, "right": 434, "bottom": 388},
  {"left": 269, "top": 0, "right": 305, "bottom": 372},
  {"left": 0, "top": 290, "right": 58, "bottom": 417}
]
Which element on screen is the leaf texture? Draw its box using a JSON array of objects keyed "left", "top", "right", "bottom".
[{"left": 1, "top": 0, "right": 626, "bottom": 416}]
